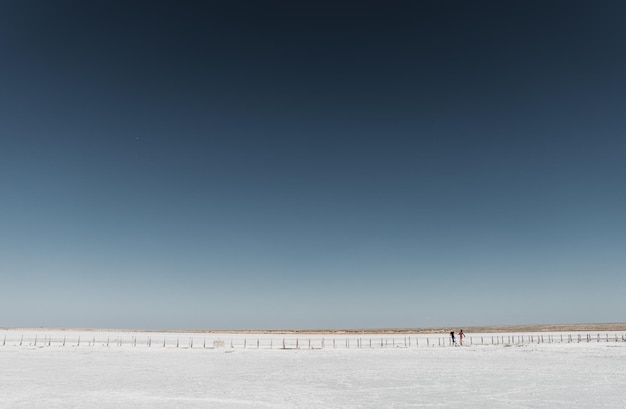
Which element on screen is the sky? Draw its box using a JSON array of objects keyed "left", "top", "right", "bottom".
[{"left": 1, "top": 1, "right": 625, "bottom": 330}]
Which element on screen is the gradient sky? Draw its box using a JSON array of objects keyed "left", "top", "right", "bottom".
[{"left": 1, "top": 1, "right": 625, "bottom": 330}]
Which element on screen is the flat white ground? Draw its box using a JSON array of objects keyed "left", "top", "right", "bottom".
[{"left": 1, "top": 330, "right": 625, "bottom": 408}]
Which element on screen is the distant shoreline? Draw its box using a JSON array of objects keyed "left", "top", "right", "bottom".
[{"left": 3, "top": 323, "right": 626, "bottom": 334}]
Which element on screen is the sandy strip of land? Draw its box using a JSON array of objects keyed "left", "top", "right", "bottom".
[{"left": 3, "top": 322, "right": 626, "bottom": 334}]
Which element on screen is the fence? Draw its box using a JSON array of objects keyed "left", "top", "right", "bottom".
[{"left": 2, "top": 332, "right": 626, "bottom": 350}]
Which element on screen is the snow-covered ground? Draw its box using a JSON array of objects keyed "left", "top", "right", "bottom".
[{"left": 1, "top": 330, "right": 625, "bottom": 408}]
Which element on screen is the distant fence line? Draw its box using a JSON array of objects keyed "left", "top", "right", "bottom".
[{"left": 2, "top": 333, "right": 626, "bottom": 350}]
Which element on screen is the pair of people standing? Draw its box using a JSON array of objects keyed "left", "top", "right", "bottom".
[{"left": 450, "top": 329, "right": 465, "bottom": 346}]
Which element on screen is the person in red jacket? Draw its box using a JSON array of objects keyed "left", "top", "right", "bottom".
[{"left": 458, "top": 329, "right": 465, "bottom": 346}]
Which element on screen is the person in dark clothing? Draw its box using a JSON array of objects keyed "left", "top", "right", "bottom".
[{"left": 450, "top": 331, "right": 456, "bottom": 345}]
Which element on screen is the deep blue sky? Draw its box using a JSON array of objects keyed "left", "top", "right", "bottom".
[{"left": 1, "top": 1, "right": 625, "bottom": 330}]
